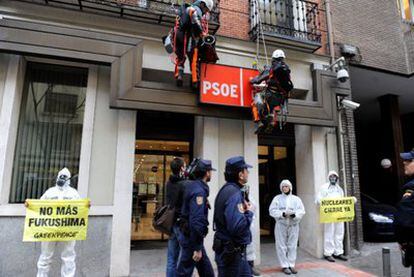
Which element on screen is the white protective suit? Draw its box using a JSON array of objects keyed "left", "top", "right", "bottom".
[
  {"left": 269, "top": 180, "right": 305, "bottom": 268},
  {"left": 246, "top": 196, "right": 257, "bottom": 262},
  {"left": 316, "top": 170, "right": 351, "bottom": 257},
  {"left": 37, "top": 167, "right": 81, "bottom": 277}
]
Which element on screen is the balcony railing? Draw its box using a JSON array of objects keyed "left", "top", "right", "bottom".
[
  {"left": 20, "top": 0, "right": 220, "bottom": 34},
  {"left": 249, "top": 0, "right": 323, "bottom": 51}
]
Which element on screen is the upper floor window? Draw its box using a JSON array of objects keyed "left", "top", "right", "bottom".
[{"left": 398, "top": 0, "right": 414, "bottom": 22}]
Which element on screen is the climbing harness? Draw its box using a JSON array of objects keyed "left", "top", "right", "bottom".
[{"left": 250, "top": 0, "right": 291, "bottom": 133}]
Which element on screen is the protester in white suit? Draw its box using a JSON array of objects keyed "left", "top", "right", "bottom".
[
  {"left": 32, "top": 168, "right": 81, "bottom": 277},
  {"left": 316, "top": 170, "right": 356, "bottom": 262},
  {"left": 269, "top": 180, "right": 305, "bottom": 275}
]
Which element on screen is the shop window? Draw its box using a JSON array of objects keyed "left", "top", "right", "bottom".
[
  {"left": 9, "top": 62, "right": 87, "bottom": 203},
  {"left": 398, "top": 0, "right": 414, "bottom": 22}
]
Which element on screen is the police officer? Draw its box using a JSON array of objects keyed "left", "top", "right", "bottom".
[
  {"left": 176, "top": 159, "right": 215, "bottom": 277},
  {"left": 213, "top": 156, "right": 254, "bottom": 277}
]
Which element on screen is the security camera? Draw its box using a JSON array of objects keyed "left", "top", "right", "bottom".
[
  {"left": 341, "top": 99, "right": 360, "bottom": 110},
  {"left": 337, "top": 68, "right": 349, "bottom": 83},
  {"left": 327, "top": 57, "right": 350, "bottom": 83}
]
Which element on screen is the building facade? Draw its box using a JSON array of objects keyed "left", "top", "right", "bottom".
[
  {"left": 0, "top": 0, "right": 362, "bottom": 276},
  {"left": 330, "top": 0, "right": 414, "bottom": 219}
]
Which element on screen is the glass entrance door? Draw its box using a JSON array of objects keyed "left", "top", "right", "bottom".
[
  {"left": 131, "top": 140, "right": 190, "bottom": 241},
  {"left": 258, "top": 144, "right": 296, "bottom": 238}
]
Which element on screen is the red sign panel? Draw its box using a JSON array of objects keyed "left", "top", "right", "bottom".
[{"left": 199, "top": 63, "right": 259, "bottom": 108}]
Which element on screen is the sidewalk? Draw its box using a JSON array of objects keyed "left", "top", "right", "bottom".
[{"left": 130, "top": 241, "right": 411, "bottom": 276}]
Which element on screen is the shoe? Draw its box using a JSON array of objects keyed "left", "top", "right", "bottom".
[
  {"left": 289, "top": 267, "right": 298, "bottom": 274},
  {"left": 191, "top": 82, "right": 199, "bottom": 92},
  {"left": 176, "top": 69, "right": 184, "bottom": 87},
  {"left": 254, "top": 122, "right": 265, "bottom": 134},
  {"left": 333, "top": 254, "right": 348, "bottom": 261},
  {"left": 251, "top": 266, "right": 261, "bottom": 276},
  {"left": 324, "top": 255, "right": 335, "bottom": 262},
  {"left": 282, "top": 267, "right": 292, "bottom": 275}
]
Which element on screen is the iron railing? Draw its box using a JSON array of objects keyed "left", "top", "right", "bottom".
[
  {"left": 250, "top": 0, "right": 322, "bottom": 45},
  {"left": 19, "top": 0, "right": 220, "bottom": 34}
]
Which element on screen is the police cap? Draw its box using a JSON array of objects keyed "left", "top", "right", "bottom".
[{"left": 225, "top": 156, "right": 252, "bottom": 173}]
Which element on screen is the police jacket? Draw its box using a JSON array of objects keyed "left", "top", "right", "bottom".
[
  {"left": 395, "top": 178, "right": 414, "bottom": 243},
  {"left": 165, "top": 174, "right": 186, "bottom": 220},
  {"left": 403, "top": 178, "right": 414, "bottom": 193},
  {"left": 181, "top": 179, "right": 210, "bottom": 251},
  {"left": 213, "top": 182, "right": 253, "bottom": 246}
]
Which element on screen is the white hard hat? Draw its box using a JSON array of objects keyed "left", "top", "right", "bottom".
[
  {"left": 272, "top": 49, "right": 286, "bottom": 59},
  {"left": 200, "top": 0, "right": 214, "bottom": 11}
]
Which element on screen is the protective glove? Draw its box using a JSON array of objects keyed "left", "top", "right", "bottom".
[
  {"left": 282, "top": 212, "right": 287, "bottom": 218},
  {"left": 290, "top": 213, "right": 296, "bottom": 218}
]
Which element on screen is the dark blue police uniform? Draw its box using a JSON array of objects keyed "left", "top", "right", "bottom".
[
  {"left": 213, "top": 156, "right": 253, "bottom": 277},
  {"left": 176, "top": 160, "right": 215, "bottom": 277}
]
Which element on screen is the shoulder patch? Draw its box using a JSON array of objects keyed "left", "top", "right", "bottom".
[
  {"left": 196, "top": 196, "right": 204, "bottom": 205},
  {"left": 238, "top": 203, "right": 245, "bottom": 213}
]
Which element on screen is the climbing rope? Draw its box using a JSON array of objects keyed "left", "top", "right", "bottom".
[{"left": 253, "top": 0, "right": 269, "bottom": 68}]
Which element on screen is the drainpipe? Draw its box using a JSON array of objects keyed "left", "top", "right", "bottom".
[
  {"left": 337, "top": 100, "right": 352, "bottom": 257},
  {"left": 325, "top": 0, "right": 335, "bottom": 63},
  {"left": 325, "top": 0, "right": 353, "bottom": 257}
]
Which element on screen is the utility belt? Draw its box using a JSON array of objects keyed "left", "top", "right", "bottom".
[{"left": 213, "top": 237, "right": 246, "bottom": 265}]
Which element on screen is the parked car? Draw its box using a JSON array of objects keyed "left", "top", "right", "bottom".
[{"left": 361, "top": 193, "right": 397, "bottom": 241}]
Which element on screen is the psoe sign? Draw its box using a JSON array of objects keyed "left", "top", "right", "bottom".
[{"left": 199, "top": 63, "right": 259, "bottom": 108}]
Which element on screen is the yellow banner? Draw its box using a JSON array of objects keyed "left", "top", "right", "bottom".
[
  {"left": 23, "top": 199, "right": 90, "bottom": 242},
  {"left": 319, "top": 197, "right": 355, "bottom": 223}
]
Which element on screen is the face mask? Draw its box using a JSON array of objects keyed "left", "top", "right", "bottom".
[
  {"left": 329, "top": 176, "right": 338, "bottom": 185},
  {"left": 57, "top": 175, "right": 68, "bottom": 187}
]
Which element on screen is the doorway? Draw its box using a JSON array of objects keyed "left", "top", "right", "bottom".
[
  {"left": 131, "top": 111, "right": 194, "bottom": 243},
  {"left": 131, "top": 140, "right": 190, "bottom": 241},
  {"left": 258, "top": 125, "right": 296, "bottom": 239}
]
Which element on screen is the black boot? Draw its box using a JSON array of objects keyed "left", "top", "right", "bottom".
[
  {"left": 282, "top": 267, "right": 292, "bottom": 275},
  {"left": 324, "top": 255, "right": 335, "bottom": 262},
  {"left": 176, "top": 68, "right": 184, "bottom": 87},
  {"left": 333, "top": 254, "right": 348, "bottom": 261}
]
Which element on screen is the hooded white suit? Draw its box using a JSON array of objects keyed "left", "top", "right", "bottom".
[
  {"left": 37, "top": 168, "right": 81, "bottom": 277},
  {"left": 269, "top": 180, "right": 305, "bottom": 268},
  {"left": 316, "top": 170, "right": 346, "bottom": 257}
]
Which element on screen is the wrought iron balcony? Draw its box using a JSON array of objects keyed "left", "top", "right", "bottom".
[
  {"left": 249, "top": 0, "right": 323, "bottom": 52},
  {"left": 21, "top": 0, "right": 220, "bottom": 34}
]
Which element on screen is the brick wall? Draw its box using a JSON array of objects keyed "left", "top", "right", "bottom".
[
  {"left": 216, "top": 0, "right": 250, "bottom": 40},
  {"left": 403, "top": 24, "right": 414, "bottom": 73},
  {"left": 331, "top": 0, "right": 410, "bottom": 74},
  {"left": 341, "top": 105, "right": 364, "bottom": 250},
  {"left": 113, "top": 0, "right": 329, "bottom": 55}
]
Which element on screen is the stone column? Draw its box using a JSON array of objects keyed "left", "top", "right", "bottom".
[{"left": 194, "top": 117, "right": 260, "bottom": 262}]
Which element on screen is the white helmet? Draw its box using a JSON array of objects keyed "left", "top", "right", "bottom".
[
  {"left": 200, "top": 0, "right": 214, "bottom": 12},
  {"left": 272, "top": 49, "right": 286, "bottom": 59}
]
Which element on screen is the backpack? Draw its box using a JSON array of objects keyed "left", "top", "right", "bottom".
[
  {"left": 272, "top": 62, "right": 294, "bottom": 94},
  {"left": 152, "top": 204, "right": 176, "bottom": 235}
]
